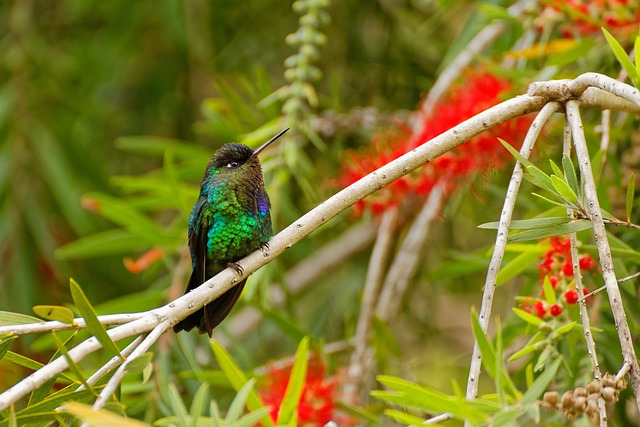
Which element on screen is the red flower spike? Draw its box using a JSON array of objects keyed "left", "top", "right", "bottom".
[
  {"left": 533, "top": 301, "right": 547, "bottom": 319},
  {"left": 564, "top": 288, "right": 579, "bottom": 305},
  {"left": 549, "top": 304, "right": 563, "bottom": 317},
  {"left": 260, "top": 357, "right": 338, "bottom": 426},
  {"left": 562, "top": 259, "right": 574, "bottom": 276},
  {"left": 579, "top": 255, "right": 596, "bottom": 271},
  {"left": 335, "top": 70, "right": 533, "bottom": 216}
]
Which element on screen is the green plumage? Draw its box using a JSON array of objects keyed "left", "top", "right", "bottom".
[{"left": 173, "top": 141, "right": 274, "bottom": 336}]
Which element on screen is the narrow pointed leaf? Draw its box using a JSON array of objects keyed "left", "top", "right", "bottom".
[
  {"left": 499, "top": 138, "right": 534, "bottom": 168},
  {"left": 526, "top": 166, "right": 555, "bottom": 193},
  {"left": 51, "top": 332, "right": 93, "bottom": 392},
  {"left": 33, "top": 305, "right": 76, "bottom": 325},
  {"left": 512, "top": 307, "right": 543, "bottom": 326},
  {"left": 479, "top": 217, "right": 571, "bottom": 230},
  {"left": 627, "top": 171, "right": 635, "bottom": 223},
  {"left": 61, "top": 402, "right": 152, "bottom": 427},
  {"left": 550, "top": 175, "right": 578, "bottom": 205},
  {"left": 562, "top": 154, "right": 580, "bottom": 198},
  {"left": 542, "top": 276, "right": 556, "bottom": 304},
  {"left": 0, "top": 311, "right": 41, "bottom": 326},
  {"left": 508, "top": 220, "right": 592, "bottom": 243},
  {"left": 522, "top": 357, "right": 563, "bottom": 404},
  {"left": 0, "top": 336, "right": 16, "bottom": 360},
  {"left": 69, "top": 278, "right": 123, "bottom": 360},
  {"left": 188, "top": 384, "right": 209, "bottom": 427},
  {"left": 124, "top": 352, "right": 153, "bottom": 373},
  {"left": 276, "top": 336, "right": 310, "bottom": 426},
  {"left": 210, "top": 341, "right": 273, "bottom": 427},
  {"left": 549, "top": 160, "right": 563, "bottom": 178},
  {"left": 471, "top": 309, "right": 496, "bottom": 378},
  {"left": 226, "top": 379, "right": 256, "bottom": 422},
  {"left": 602, "top": 27, "right": 640, "bottom": 86},
  {"left": 497, "top": 250, "right": 541, "bottom": 286}
]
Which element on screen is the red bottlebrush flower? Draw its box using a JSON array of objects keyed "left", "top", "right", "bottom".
[
  {"left": 561, "top": 259, "right": 574, "bottom": 276},
  {"left": 548, "top": 275, "right": 559, "bottom": 288},
  {"left": 123, "top": 248, "right": 164, "bottom": 274},
  {"left": 579, "top": 255, "right": 596, "bottom": 271},
  {"left": 260, "top": 358, "right": 338, "bottom": 426},
  {"left": 335, "top": 70, "right": 532, "bottom": 216},
  {"left": 564, "top": 288, "right": 579, "bottom": 304},
  {"left": 549, "top": 304, "right": 563, "bottom": 317},
  {"left": 533, "top": 301, "right": 547, "bottom": 319}
]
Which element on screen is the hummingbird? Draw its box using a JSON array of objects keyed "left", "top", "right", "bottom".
[{"left": 173, "top": 128, "right": 288, "bottom": 336}]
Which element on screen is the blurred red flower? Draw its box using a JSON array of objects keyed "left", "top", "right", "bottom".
[
  {"left": 260, "top": 357, "right": 338, "bottom": 426},
  {"left": 337, "top": 71, "right": 533, "bottom": 216}
]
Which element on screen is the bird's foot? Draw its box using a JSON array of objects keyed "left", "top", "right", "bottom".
[
  {"left": 260, "top": 241, "right": 270, "bottom": 256},
  {"left": 228, "top": 262, "right": 244, "bottom": 275}
]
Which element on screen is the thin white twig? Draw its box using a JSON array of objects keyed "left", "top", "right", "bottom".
[
  {"left": 344, "top": 208, "right": 398, "bottom": 405},
  {"left": 563, "top": 124, "right": 608, "bottom": 427},
  {"left": 78, "top": 334, "right": 146, "bottom": 391},
  {"left": 92, "top": 320, "right": 170, "bottom": 410},
  {"left": 465, "top": 101, "right": 560, "bottom": 405},
  {"left": 375, "top": 184, "right": 444, "bottom": 321},
  {"left": 566, "top": 99, "right": 640, "bottom": 414},
  {"left": 0, "top": 313, "right": 148, "bottom": 336}
]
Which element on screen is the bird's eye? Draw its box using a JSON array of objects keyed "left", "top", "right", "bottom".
[{"left": 226, "top": 161, "right": 240, "bottom": 168}]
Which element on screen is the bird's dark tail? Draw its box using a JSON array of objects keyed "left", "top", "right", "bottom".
[{"left": 172, "top": 270, "right": 246, "bottom": 337}]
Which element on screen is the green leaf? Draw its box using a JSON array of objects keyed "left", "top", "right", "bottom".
[
  {"left": 496, "top": 251, "right": 541, "bottom": 286},
  {"left": 602, "top": 27, "right": 640, "bottom": 87},
  {"left": 508, "top": 220, "right": 592, "bottom": 243},
  {"left": 382, "top": 409, "right": 425, "bottom": 425},
  {"left": 550, "top": 175, "right": 578, "bottom": 205},
  {"left": 479, "top": 217, "right": 571, "bottom": 230},
  {"left": 0, "top": 336, "right": 16, "bottom": 360},
  {"left": 124, "top": 352, "right": 153, "bottom": 373},
  {"left": 210, "top": 341, "right": 273, "bottom": 427},
  {"left": 55, "top": 229, "right": 151, "bottom": 260},
  {"left": 226, "top": 379, "right": 255, "bottom": 422},
  {"left": 526, "top": 165, "right": 556, "bottom": 194},
  {"left": 263, "top": 309, "right": 309, "bottom": 343},
  {"left": 61, "top": 402, "right": 152, "bottom": 427},
  {"left": 230, "top": 408, "right": 273, "bottom": 427},
  {"left": 531, "top": 192, "right": 573, "bottom": 209},
  {"left": 521, "top": 357, "right": 563, "bottom": 405},
  {"left": 4, "top": 351, "right": 45, "bottom": 371},
  {"left": 51, "top": 332, "right": 93, "bottom": 392},
  {"left": 549, "top": 159, "right": 563, "bottom": 178},
  {"left": 0, "top": 311, "right": 41, "bottom": 326},
  {"left": 69, "top": 278, "right": 123, "bottom": 360},
  {"left": 373, "top": 375, "right": 496, "bottom": 422},
  {"left": 562, "top": 154, "right": 580, "bottom": 199},
  {"left": 542, "top": 276, "right": 556, "bottom": 305},
  {"left": 79, "top": 193, "right": 177, "bottom": 246},
  {"left": 33, "top": 305, "right": 76, "bottom": 325},
  {"left": 276, "top": 336, "right": 310, "bottom": 426},
  {"left": 627, "top": 171, "right": 635, "bottom": 223},
  {"left": 555, "top": 321, "right": 577, "bottom": 336},
  {"left": 115, "top": 136, "right": 210, "bottom": 159},
  {"left": 512, "top": 307, "right": 543, "bottom": 326},
  {"left": 188, "top": 383, "right": 209, "bottom": 427},
  {"left": 499, "top": 138, "right": 534, "bottom": 168},
  {"left": 471, "top": 309, "right": 496, "bottom": 378}
]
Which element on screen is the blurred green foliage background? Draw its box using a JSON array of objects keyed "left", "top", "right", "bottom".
[{"left": 2, "top": 0, "right": 640, "bottom": 424}]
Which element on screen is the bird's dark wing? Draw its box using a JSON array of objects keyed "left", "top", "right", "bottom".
[
  {"left": 172, "top": 196, "right": 248, "bottom": 337},
  {"left": 172, "top": 197, "right": 209, "bottom": 334}
]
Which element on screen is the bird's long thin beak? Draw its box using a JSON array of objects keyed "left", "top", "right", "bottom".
[{"left": 251, "top": 128, "right": 289, "bottom": 158}]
